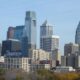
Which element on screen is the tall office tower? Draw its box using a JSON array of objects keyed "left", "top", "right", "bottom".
[
  {"left": 40, "top": 21, "right": 59, "bottom": 52},
  {"left": 7, "top": 27, "right": 14, "bottom": 39},
  {"left": 40, "top": 35, "right": 59, "bottom": 53},
  {"left": 21, "top": 37, "right": 28, "bottom": 56},
  {"left": 64, "top": 43, "right": 79, "bottom": 56},
  {"left": 40, "top": 20, "right": 53, "bottom": 37},
  {"left": 75, "top": 22, "right": 80, "bottom": 44},
  {"left": 0, "top": 44, "right": 1, "bottom": 56},
  {"left": 14, "top": 25, "right": 24, "bottom": 40},
  {"left": 22, "top": 11, "right": 36, "bottom": 54},
  {"left": 1, "top": 39, "right": 21, "bottom": 56},
  {"left": 7, "top": 25, "right": 24, "bottom": 41}
]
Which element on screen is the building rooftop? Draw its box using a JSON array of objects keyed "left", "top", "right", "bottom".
[
  {"left": 41, "top": 35, "right": 60, "bottom": 38},
  {"left": 8, "top": 39, "right": 20, "bottom": 42},
  {"left": 42, "top": 20, "right": 53, "bottom": 26}
]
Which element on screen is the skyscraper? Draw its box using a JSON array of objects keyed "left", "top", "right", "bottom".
[
  {"left": 14, "top": 25, "right": 24, "bottom": 40},
  {"left": 22, "top": 11, "right": 37, "bottom": 56},
  {"left": 40, "top": 35, "right": 59, "bottom": 52},
  {"left": 23, "top": 11, "right": 36, "bottom": 49},
  {"left": 64, "top": 43, "right": 79, "bottom": 56},
  {"left": 40, "top": 20, "right": 59, "bottom": 53},
  {"left": 0, "top": 44, "right": 1, "bottom": 56},
  {"left": 40, "top": 20, "right": 53, "bottom": 37},
  {"left": 7, "top": 27, "right": 14, "bottom": 39},
  {"left": 75, "top": 22, "right": 80, "bottom": 44},
  {"left": 7, "top": 25, "right": 24, "bottom": 41},
  {"left": 21, "top": 37, "right": 28, "bottom": 56},
  {"left": 1, "top": 39, "right": 21, "bottom": 56}
]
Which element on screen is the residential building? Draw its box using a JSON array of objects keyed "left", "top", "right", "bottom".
[
  {"left": 1, "top": 39, "right": 21, "bottom": 56},
  {"left": 64, "top": 43, "right": 79, "bottom": 56},
  {"left": 51, "top": 49, "right": 61, "bottom": 66},
  {"left": 29, "top": 49, "right": 51, "bottom": 71},
  {"left": 29, "top": 49, "right": 50, "bottom": 61},
  {"left": 4, "top": 57, "right": 31, "bottom": 72},
  {"left": 30, "top": 64, "right": 50, "bottom": 71}
]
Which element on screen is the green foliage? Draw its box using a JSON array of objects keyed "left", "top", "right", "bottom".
[
  {"left": 1, "top": 69, "right": 80, "bottom": 80},
  {"left": 0, "top": 68, "right": 5, "bottom": 76},
  {"left": 0, "top": 77, "right": 5, "bottom": 80},
  {"left": 36, "top": 69, "right": 57, "bottom": 80},
  {"left": 15, "top": 75, "right": 24, "bottom": 80},
  {"left": 36, "top": 70, "right": 80, "bottom": 80}
]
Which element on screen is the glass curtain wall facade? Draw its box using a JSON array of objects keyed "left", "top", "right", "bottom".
[
  {"left": 75, "top": 22, "right": 80, "bottom": 44},
  {"left": 22, "top": 11, "right": 37, "bottom": 56},
  {"left": 23, "top": 11, "right": 36, "bottom": 49}
]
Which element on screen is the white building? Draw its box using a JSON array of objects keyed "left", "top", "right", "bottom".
[
  {"left": 40, "top": 35, "right": 59, "bottom": 53},
  {"left": 4, "top": 57, "right": 31, "bottom": 72},
  {"left": 49, "top": 49, "right": 61, "bottom": 67},
  {"left": 30, "top": 64, "right": 50, "bottom": 71},
  {"left": 0, "top": 56, "right": 5, "bottom": 69},
  {"left": 29, "top": 49, "right": 50, "bottom": 61},
  {"left": 54, "top": 66, "right": 75, "bottom": 73},
  {"left": 29, "top": 49, "right": 51, "bottom": 71},
  {"left": 0, "top": 56, "right": 4, "bottom": 62}
]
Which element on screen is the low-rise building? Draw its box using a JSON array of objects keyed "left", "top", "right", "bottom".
[
  {"left": 30, "top": 64, "right": 50, "bottom": 71},
  {"left": 50, "top": 49, "right": 61, "bottom": 67},
  {"left": 61, "top": 56, "right": 67, "bottom": 66},
  {"left": 0, "top": 56, "right": 5, "bottom": 69},
  {"left": 4, "top": 57, "right": 31, "bottom": 72},
  {"left": 29, "top": 49, "right": 50, "bottom": 61},
  {"left": 1, "top": 39, "right": 21, "bottom": 56},
  {"left": 54, "top": 66, "right": 75, "bottom": 73},
  {"left": 75, "top": 55, "right": 80, "bottom": 68}
]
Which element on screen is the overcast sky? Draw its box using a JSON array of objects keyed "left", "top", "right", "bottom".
[{"left": 0, "top": 0, "right": 80, "bottom": 54}]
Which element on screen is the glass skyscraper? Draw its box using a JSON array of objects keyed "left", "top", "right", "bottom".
[
  {"left": 40, "top": 20, "right": 53, "bottom": 37},
  {"left": 14, "top": 25, "right": 25, "bottom": 41},
  {"left": 7, "top": 27, "right": 14, "bottom": 39},
  {"left": 7, "top": 25, "right": 24, "bottom": 41},
  {"left": 40, "top": 20, "right": 59, "bottom": 53},
  {"left": 75, "top": 22, "right": 80, "bottom": 44},
  {"left": 22, "top": 11, "right": 37, "bottom": 56},
  {"left": 23, "top": 11, "right": 36, "bottom": 49}
]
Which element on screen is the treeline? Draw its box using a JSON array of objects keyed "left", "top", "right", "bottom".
[
  {"left": 0, "top": 69, "right": 80, "bottom": 80},
  {"left": 33, "top": 70, "right": 80, "bottom": 80}
]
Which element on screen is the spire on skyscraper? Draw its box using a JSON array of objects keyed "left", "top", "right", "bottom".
[{"left": 42, "top": 20, "right": 52, "bottom": 26}]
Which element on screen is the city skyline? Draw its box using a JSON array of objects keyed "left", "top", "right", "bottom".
[{"left": 0, "top": 0, "right": 80, "bottom": 54}]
